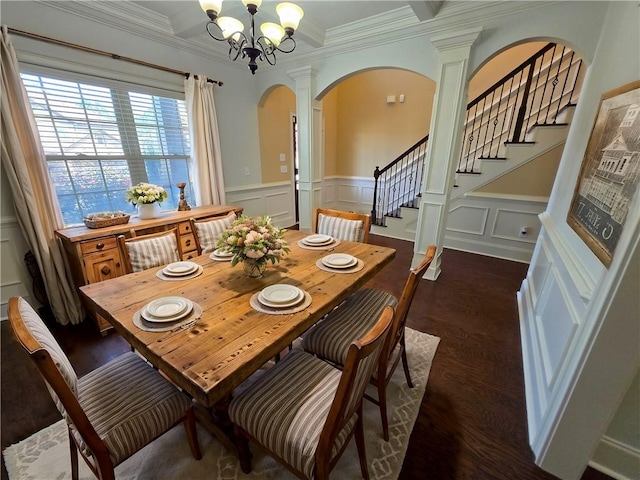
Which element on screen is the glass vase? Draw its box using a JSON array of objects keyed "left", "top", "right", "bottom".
[{"left": 242, "top": 259, "right": 267, "bottom": 278}]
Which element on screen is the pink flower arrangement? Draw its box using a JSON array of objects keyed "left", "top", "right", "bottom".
[{"left": 215, "top": 215, "right": 290, "bottom": 266}]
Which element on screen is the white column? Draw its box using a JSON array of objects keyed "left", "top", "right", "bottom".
[
  {"left": 288, "top": 66, "right": 317, "bottom": 232},
  {"left": 414, "top": 27, "right": 482, "bottom": 280}
]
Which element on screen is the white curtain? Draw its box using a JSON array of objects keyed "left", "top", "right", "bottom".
[
  {"left": 184, "top": 75, "right": 226, "bottom": 205},
  {"left": 1, "top": 26, "right": 84, "bottom": 325}
]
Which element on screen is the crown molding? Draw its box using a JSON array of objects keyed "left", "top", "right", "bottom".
[
  {"left": 34, "top": 0, "right": 558, "bottom": 77},
  {"left": 40, "top": 0, "right": 234, "bottom": 65}
]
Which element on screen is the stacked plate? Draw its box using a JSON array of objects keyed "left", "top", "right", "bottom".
[
  {"left": 257, "top": 284, "right": 305, "bottom": 309},
  {"left": 321, "top": 253, "right": 358, "bottom": 270},
  {"left": 162, "top": 261, "right": 198, "bottom": 277},
  {"left": 301, "top": 234, "right": 334, "bottom": 247},
  {"left": 210, "top": 248, "right": 234, "bottom": 261},
  {"left": 141, "top": 296, "right": 193, "bottom": 323}
]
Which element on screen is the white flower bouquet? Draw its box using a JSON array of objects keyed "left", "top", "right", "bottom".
[{"left": 125, "top": 182, "right": 168, "bottom": 205}]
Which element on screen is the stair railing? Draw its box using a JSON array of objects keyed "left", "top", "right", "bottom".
[
  {"left": 371, "top": 42, "right": 583, "bottom": 226},
  {"left": 458, "top": 43, "right": 583, "bottom": 173},
  {"left": 371, "top": 135, "right": 428, "bottom": 226}
]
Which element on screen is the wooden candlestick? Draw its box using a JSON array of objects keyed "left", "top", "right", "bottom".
[{"left": 177, "top": 182, "right": 191, "bottom": 211}]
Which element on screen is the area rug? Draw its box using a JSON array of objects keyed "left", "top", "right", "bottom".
[{"left": 3, "top": 328, "right": 439, "bottom": 480}]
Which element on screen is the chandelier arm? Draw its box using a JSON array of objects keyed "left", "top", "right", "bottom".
[
  {"left": 255, "top": 37, "right": 277, "bottom": 65},
  {"left": 205, "top": 22, "right": 228, "bottom": 42},
  {"left": 273, "top": 36, "right": 297, "bottom": 54},
  {"left": 228, "top": 35, "right": 247, "bottom": 61}
]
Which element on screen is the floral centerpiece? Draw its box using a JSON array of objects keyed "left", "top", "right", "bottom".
[
  {"left": 215, "top": 215, "right": 290, "bottom": 277},
  {"left": 125, "top": 182, "right": 168, "bottom": 205}
]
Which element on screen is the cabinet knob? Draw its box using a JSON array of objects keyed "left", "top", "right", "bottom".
[
  {"left": 186, "top": 239, "right": 192, "bottom": 246},
  {"left": 96, "top": 242, "right": 105, "bottom": 250},
  {"left": 101, "top": 265, "right": 111, "bottom": 275}
]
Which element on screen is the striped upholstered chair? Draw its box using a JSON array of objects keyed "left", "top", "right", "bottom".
[
  {"left": 229, "top": 306, "right": 394, "bottom": 480},
  {"left": 315, "top": 208, "right": 371, "bottom": 243},
  {"left": 189, "top": 211, "right": 236, "bottom": 254},
  {"left": 7, "top": 297, "right": 201, "bottom": 480},
  {"left": 117, "top": 228, "right": 182, "bottom": 274},
  {"left": 302, "top": 245, "right": 436, "bottom": 441}
]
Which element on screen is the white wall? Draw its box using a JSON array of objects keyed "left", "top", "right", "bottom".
[{"left": 518, "top": 2, "right": 640, "bottom": 478}]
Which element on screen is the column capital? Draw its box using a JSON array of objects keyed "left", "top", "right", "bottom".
[
  {"left": 430, "top": 26, "right": 483, "bottom": 54},
  {"left": 287, "top": 66, "right": 318, "bottom": 83}
]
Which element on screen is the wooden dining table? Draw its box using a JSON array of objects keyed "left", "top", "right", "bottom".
[{"left": 79, "top": 229, "right": 395, "bottom": 450}]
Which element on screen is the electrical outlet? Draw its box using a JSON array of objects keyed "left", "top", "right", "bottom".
[
  {"left": 244, "top": 167, "right": 250, "bottom": 176},
  {"left": 280, "top": 165, "right": 288, "bottom": 173},
  {"left": 280, "top": 153, "right": 286, "bottom": 162}
]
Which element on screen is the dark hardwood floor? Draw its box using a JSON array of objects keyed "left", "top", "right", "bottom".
[{"left": 1, "top": 235, "right": 612, "bottom": 480}]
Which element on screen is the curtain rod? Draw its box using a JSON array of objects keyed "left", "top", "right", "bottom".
[{"left": 7, "top": 27, "right": 223, "bottom": 86}]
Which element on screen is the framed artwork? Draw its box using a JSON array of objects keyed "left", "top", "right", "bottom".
[{"left": 567, "top": 80, "right": 640, "bottom": 267}]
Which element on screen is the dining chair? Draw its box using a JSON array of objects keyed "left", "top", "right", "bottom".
[
  {"left": 189, "top": 211, "right": 236, "bottom": 254},
  {"left": 7, "top": 296, "right": 202, "bottom": 480},
  {"left": 301, "top": 245, "right": 437, "bottom": 441},
  {"left": 315, "top": 207, "right": 371, "bottom": 243},
  {"left": 229, "top": 306, "right": 394, "bottom": 480},
  {"left": 117, "top": 228, "right": 182, "bottom": 273}
]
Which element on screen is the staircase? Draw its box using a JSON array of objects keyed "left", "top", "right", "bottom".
[{"left": 371, "top": 43, "right": 583, "bottom": 242}]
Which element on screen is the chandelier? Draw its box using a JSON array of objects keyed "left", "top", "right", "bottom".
[{"left": 198, "top": 0, "right": 304, "bottom": 75}]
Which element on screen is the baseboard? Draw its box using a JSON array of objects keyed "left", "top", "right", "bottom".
[{"left": 588, "top": 436, "right": 640, "bottom": 480}]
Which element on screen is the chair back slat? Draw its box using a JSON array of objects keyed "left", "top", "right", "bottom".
[
  {"left": 7, "top": 297, "right": 111, "bottom": 470},
  {"left": 317, "top": 306, "right": 393, "bottom": 457},
  {"left": 389, "top": 245, "right": 436, "bottom": 352},
  {"left": 190, "top": 211, "right": 236, "bottom": 255},
  {"left": 117, "top": 228, "right": 182, "bottom": 273},
  {"left": 315, "top": 208, "right": 371, "bottom": 243}
]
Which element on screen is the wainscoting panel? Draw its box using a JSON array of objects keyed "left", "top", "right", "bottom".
[
  {"left": 445, "top": 193, "right": 548, "bottom": 263},
  {"left": 492, "top": 208, "right": 540, "bottom": 243},
  {"left": 535, "top": 268, "right": 578, "bottom": 389},
  {"left": 337, "top": 183, "right": 360, "bottom": 204},
  {"left": 0, "top": 217, "right": 34, "bottom": 320},
  {"left": 528, "top": 236, "right": 553, "bottom": 308},
  {"left": 324, "top": 176, "right": 374, "bottom": 215},
  {"left": 447, "top": 205, "right": 488, "bottom": 235},
  {"left": 518, "top": 216, "right": 601, "bottom": 453},
  {"left": 226, "top": 183, "right": 295, "bottom": 228}
]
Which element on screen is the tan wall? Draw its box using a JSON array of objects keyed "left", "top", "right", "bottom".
[
  {"left": 258, "top": 42, "right": 556, "bottom": 185},
  {"left": 477, "top": 144, "right": 563, "bottom": 196},
  {"left": 258, "top": 86, "right": 296, "bottom": 184},
  {"left": 334, "top": 69, "right": 436, "bottom": 177},
  {"left": 468, "top": 42, "right": 547, "bottom": 101}
]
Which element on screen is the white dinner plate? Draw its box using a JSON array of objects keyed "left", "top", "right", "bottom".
[
  {"left": 322, "top": 253, "right": 357, "bottom": 269},
  {"left": 260, "top": 284, "right": 301, "bottom": 304},
  {"left": 302, "top": 234, "right": 333, "bottom": 246},
  {"left": 213, "top": 248, "right": 234, "bottom": 258},
  {"left": 163, "top": 261, "right": 198, "bottom": 276},
  {"left": 258, "top": 286, "right": 304, "bottom": 308},
  {"left": 143, "top": 297, "right": 192, "bottom": 322}
]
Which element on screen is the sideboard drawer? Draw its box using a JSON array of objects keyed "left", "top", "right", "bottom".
[
  {"left": 80, "top": 237, "right": 118, "bottom": 255},
  {"left": 180, "top": 233, "right": 196, "bottom": 253},
  {"left": 178, "top": 221, "right": 192, "bottom": 235}
]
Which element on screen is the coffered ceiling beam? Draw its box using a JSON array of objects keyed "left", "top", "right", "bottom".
[{"left": 408, "top": 1, "right": 444, "bottom": 21}]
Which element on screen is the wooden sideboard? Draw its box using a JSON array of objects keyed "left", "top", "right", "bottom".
[{"left": 56, "top": 205, "right": 243, "bottom": 334}]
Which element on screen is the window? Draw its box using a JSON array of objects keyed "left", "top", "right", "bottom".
[{"left": 20, "top": 72, "right": 195, "bottom": 226}]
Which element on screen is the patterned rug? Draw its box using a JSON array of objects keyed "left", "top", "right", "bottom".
[{"left": 3, "top": 328, "right": 439, "bottom": 480}]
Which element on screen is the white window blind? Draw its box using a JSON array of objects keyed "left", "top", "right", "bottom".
[{"left": 20, "top": 71, "right": 195, "bottom": 226}]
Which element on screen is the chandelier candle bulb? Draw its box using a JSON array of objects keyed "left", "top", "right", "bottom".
[
  {"left": 261, "top": 23, "right": 285, "bottom": 47},
  {"left": 277, "top": 3, "right": 304, "bottom": 32}
]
